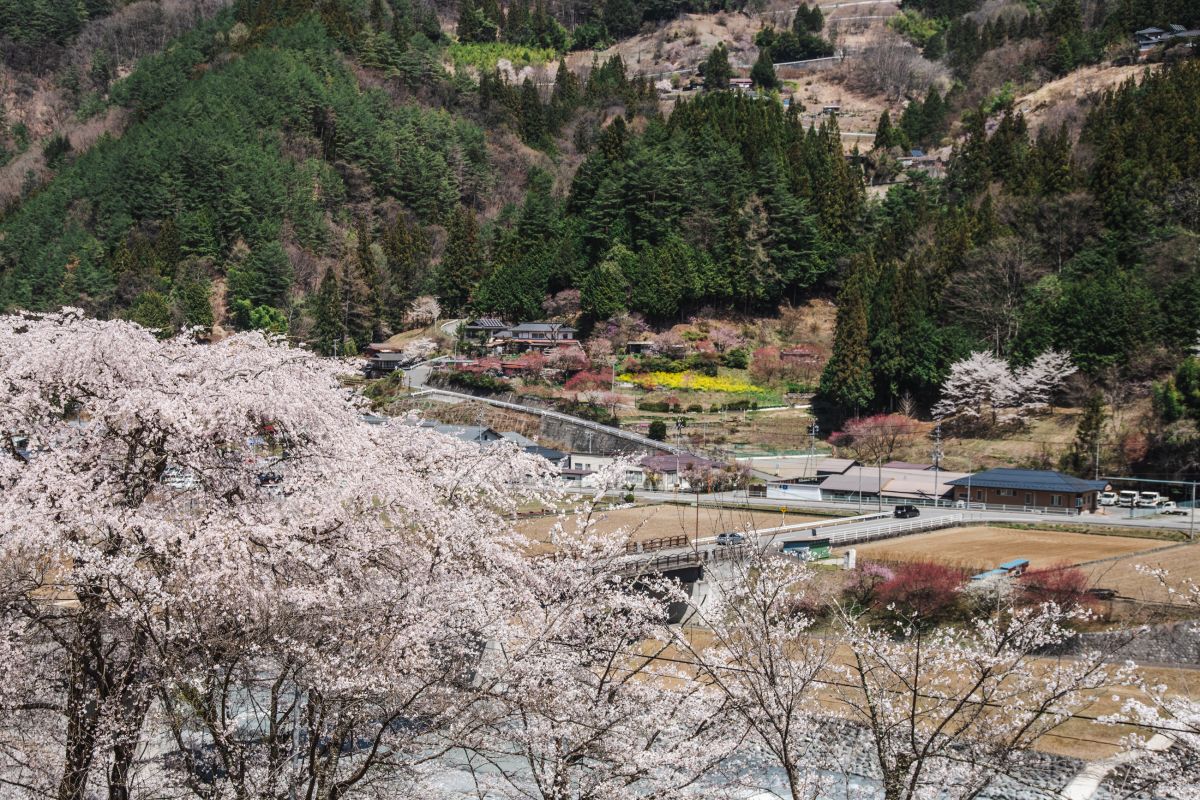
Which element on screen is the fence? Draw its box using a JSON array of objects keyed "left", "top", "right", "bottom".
[
  {"left": 817, "top": 494, "right": 1089, "bottom": 516},
  {"left": 823, "top": 513, "right": 965, "bottom": 546},
  {"left": 614, "top": 543, "right": 751, "bottom": 576},
  {"left": 626, "top": 535, "right": 689, "bottom": 555}
]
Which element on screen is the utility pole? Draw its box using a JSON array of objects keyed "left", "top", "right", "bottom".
[
  {"left": 1191, "top": 481, "right": 1196, "bottom": 542},
  {"left": 1094, "top": 434, "right": 1100, "bottom": 481},
  {"left": 932, "top": 423, "right": 942, "bottom": 509},
  {"left": 876, "top": 455, "right": 882, "bottom": 512},
  {"left": 807, "top": 421, "right": 819, "bottom": 479}
]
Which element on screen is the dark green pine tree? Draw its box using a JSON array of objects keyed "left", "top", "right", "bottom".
[
  {"left": 344, "top": 221, "right": 383, "bottom": 347},
  {"left": 750, "top": 48, "right": 778, "bottom": 91},
  {"left": 601, "top": 0, "right": 640, "bottom": 38},
  {"left": 518, "top": 78, "right": 547, "bottom": 146},
  {"left": 457, "top": 0, "right": 498, "bottom": 42},
  {"left": 793, "top": 4, "right": 823, "bottom": 34},
  {"left": 1060, "top": 392, "right": 1106, "bottom": 477},
  {"left": 1032, "top": 123, "right": 1073, "bottom": 195},
  {"left": 435, "top": 206, "right": 487, "bottom": 312},
  {"left": 312, "top": 268, "right": 346, "bottom": 356},
  {"left": 703, "top": 43, "right": 732, "bottom": 92},
  {"left": 812, "top": 116, "right": 864, "bottom": 245},
  {"left": 380, "top": 215, "right": 426, "bottom": 330},
  {"left": 549, "top": 57, "right": 580, "bottom": 130},
  {"left": 504, "top": 0, "right": 530, "bottom": 42},
  {"left": 873, "top": 110, "right": 902, "bottom": 150},
  {"left": 819, "top": 254, "right": 875, "bottom": 414},
  {"left": 920, "top": 87, "right": 945, "bottom": 144},
  {"left": 581, "top": 243, "right": 632, "bottom": 320}
]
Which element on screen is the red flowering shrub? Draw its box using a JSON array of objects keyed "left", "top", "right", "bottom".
[
  {"left": 1019, "top": 563, "right": 1095, "bottom": 611},
  {"left": 564, "top": 370, "right": 611, "bottom": 391},
  {"left": 873, "top": 562, "right": 965, "bottom": 623}
]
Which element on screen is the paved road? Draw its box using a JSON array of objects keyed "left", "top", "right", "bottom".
[{"left": 574, "top": 487, "right": 1199, "bottom": 537}]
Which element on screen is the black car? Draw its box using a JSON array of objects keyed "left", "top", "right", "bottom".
[{"left": 893, "top": 505, "right": 920, "bottom": 519}]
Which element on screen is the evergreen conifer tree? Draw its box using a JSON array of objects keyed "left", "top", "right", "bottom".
[
  {"left": 601, "top": 0, "right": 639, "bottom": 38},
  {"left": 312, "top": 268, "right": 346, "bottom": 356},
  {"left": 703, "top": 43, "right": 732, "bottom": 92},
  {"left": 518, "top": 78, "right": 547, "bottom": 146},
  {"left": 820, "top": 254, "right": 875, "bottom": 414},
  {"left": 874, "top": 110, "right": 899, "bottom": 150},
  {"left": 435, "top": 206, "right": 487, "bottom": 312},
  {"left": 751, "top": 49, "right": 778, "bottom": 91},
  {"left": 1061, "top": 393, "right": 1106, "bottom": 477},
  {"left": 581, "top": 244, "right": 632, "bottom": 320}
]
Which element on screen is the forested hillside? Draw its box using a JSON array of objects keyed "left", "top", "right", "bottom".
[{"left": 0, "top": 0, "right": 1198, "bottom": 455}]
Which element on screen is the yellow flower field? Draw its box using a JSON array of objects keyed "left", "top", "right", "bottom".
[{"left": 618, "top": 371, "right": 763, "bottom": 394}]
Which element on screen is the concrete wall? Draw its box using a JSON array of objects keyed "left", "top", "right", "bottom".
[{"left": 539, "top": 414, "right": 662, "bottom": 456}]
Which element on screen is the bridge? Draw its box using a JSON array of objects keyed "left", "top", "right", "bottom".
[{"left": 616, "top": 511, "right": 966, "bottom": 581}]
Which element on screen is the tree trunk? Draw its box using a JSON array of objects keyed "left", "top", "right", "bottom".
[
  {"left": 58, "top": 643, "right": 102, "bottom": 800},
  {"left": 107, "top": 653, "right": 151, "bottom": 800}
]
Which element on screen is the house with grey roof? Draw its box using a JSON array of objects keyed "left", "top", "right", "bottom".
[
  {"left": 817, "top": 465, "right": 970, "bottom": 505},
  {"left": 947, "top": 469, "right": 1109, "bottom": 513},
  {"left": 420, "top": 423, "right": 504, "bottom": 445},
  {"left": 1134, "top": 24, "right": 1200, "bottom": 56},
  {"left": 479, "top": 321, "right": 579, "bottom": 353}
]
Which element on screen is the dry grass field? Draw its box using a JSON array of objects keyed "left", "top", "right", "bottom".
[
  {"left": 846, "top": 526, "right": 1165, "bottom": 573},
  {"left": 1081, "top": 543, "right": 1200, "bottom": 604},
  {"left": 517, "top": 503, "right": 820, "bottom": 550}
]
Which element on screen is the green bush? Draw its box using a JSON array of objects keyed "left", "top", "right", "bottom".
[
  {"left": 42, "top": 134, "right": 72, "bottom": 168},
  {"left": 443, "top": 370, "right": 510, "bottom": 394},
  {"left": 637, "top": 399, "right": 671, "bottom": 412},
  {"left": 638, "top": 355, "right": 686, "bottom": 373},
  {"left": 685, "top": 353, "right": 719, "bottom": 376},
  {"left": 449, "top": 42, "right": 557, "bottom": 70},
  {"left": 721, "top": 348, "right": 749, "bottom": 369},
  {"left": 648, "top": 419, "right": 667, "bottom": 440},
  {"left": 557, "top": 399, "right": 619, "bottom": 428}
]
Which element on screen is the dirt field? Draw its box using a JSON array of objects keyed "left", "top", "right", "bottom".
[
  {"left": 518, "top": 503, "right": 820, "bottom": 549},
  {"left": 1081, "top": 543, "right": 1200, "bottom": 604},
  {"left": 846, "top": 526, "right": 1164, "bottom": 573}
]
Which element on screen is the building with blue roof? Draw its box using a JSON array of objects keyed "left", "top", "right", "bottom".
[{"left": 947, "top": 469, "right": 1109, "bottom": 513}]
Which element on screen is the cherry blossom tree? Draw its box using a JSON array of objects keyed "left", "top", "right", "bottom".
[
  {"left": 680, "top": 555, "right": 1130, "bottom": 800},
  {"left": 452, "top": 497, "right": 739, "bottom": 800},
  {"left": 934, "top": 350, "right": 1076, "bottom": 427},
  {"left": 831, "top": 603, "right": 1122, "bottom": 800},
  {"left": 542, "top": 289, "right": 581, "bottom": 319},
  {"left": 404, "top": 294, "right": 441, "bottom": 327},
  {"left": 545, "top": 344, "right": 589, "bottom": 372},
  {"left": 1109, "top": 570, "right": 1200, "bottom": 796},
  {"left": 584, "top": 336, "right": 614, "bottom": 365},
  {"left": 932, "top": 351, "right": 1020, "bottom": 427},
  {"left": 400, "top": 335, "right": 439, "bottom": 360},
  {"left": 676, "top": 553, "right": 833, "bottom": 800},
  {"left": 1013, "top": 349, "right": 1076, "bottom": 414},
  {"left": 0, "top": 310, "right": 549, "bottom": 800}
]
